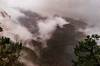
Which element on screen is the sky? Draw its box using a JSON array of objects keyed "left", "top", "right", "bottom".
[
  {"left": 0, "top": 0, "right": 100, "bottom": 35},
  {"left": 0, "top": 0, "right": 70, "bottom": 51}
]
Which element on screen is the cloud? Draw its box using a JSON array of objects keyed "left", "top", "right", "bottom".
[
  {"left": 0, "top": 11, "right": 33, "bottom": 42},
  {"left": 38, "top": 16, "right": 69, "bottom": 41},
  {"left": 1, "top": 0, "right": 100, "bottom": 35},
  {"left": 17, "top": 10, "right": 69, "bottom": 48},
  {"left": 0, "top": 9, "right": 69, "bottom": 47},
  {"left": 1, "top": 0, "right": 100, "bottom": 65},
  {"left": 1, "top": 0, "right": 98, "bottom": 66},
  {"left": 0, "top": 10, "right": 70, "bottom": 66},
  {"left": 40, "top": 0, "right": 100, "bottom": 35}
]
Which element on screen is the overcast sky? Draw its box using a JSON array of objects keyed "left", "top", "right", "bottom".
[{"left": 0, "top": 0, "right": 100, "bottom": 34}]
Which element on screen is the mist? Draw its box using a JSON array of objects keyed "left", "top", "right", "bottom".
[
  {"left": 0, "top": 0, "right": 100, "bottom": 66},
  {"left": 0, "top": 0, "right": 100, "bottom": 35}
]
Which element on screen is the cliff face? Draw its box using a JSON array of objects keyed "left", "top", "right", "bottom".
[
  {"left": 40, "top": 18, "right": 86, "bottom": 66},
  {"left": 0, "top": 9, "right": 87, "bottom": 66},
  {"left": 0, "top": 10, "right": 68, "bottom": 66}
]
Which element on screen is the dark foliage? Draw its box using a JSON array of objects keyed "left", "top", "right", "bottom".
[
  {"left": 0, "top": 37, "right": 22, "bottom": 66},
  {"left": 73, "top": 34, "right": 100, "bottom": 66}
]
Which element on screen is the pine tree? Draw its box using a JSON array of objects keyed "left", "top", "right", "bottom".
[
  {"left": 0, "top": 37, "right": 22, "bottom": 66},
  {"left": 73, "top": 34, "right": 100, "bottom": 66},
  {"left": 0, "top": 27, "right": 22, "bottom": 66}
]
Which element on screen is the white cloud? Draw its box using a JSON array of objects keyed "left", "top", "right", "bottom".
[
  {"left": 1, "top": 0, "right": 100, "bottom": 42},
  {"left": 0, "top": 11, "right": 33, "bottom": 42},
  {"left": 38, "top": 16, "right": 69, "bottom": 41}
]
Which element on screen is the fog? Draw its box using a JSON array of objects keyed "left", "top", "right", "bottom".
[
  {"left": 0, "top": 0, "right": 100, "bottom": 35},
  {"left": 0, "top": 0, "right": 100, "bottom": 66}
]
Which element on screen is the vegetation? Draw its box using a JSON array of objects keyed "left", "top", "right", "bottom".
[
  {"left": 0, "top": 37, "right": 22, "bottom": 66},
  {"left": 73, "top": 34, "right": 100, "bottom": 66},
  {"left": 0, "top": 27, "right": 23, "bottom": 66}
]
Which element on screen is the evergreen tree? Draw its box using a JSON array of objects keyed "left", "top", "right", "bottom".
[
  {"left": 0, "top": 27, "right": 23, "bottom": 66},
  {"left": 0, "top": 37, "right": 22, "bottom": 66},
  {"left": 73, "top": 34, "right": 100, "bottom": 66}
]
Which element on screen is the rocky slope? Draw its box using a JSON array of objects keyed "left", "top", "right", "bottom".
[{"left": 0, "top": 10, "right": 86, "bottom": 66}]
